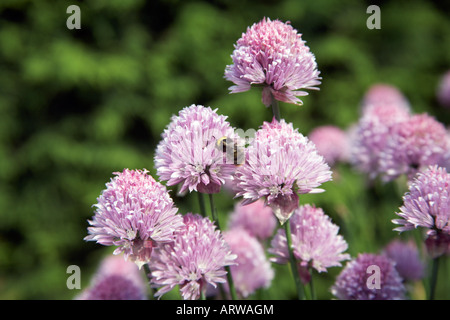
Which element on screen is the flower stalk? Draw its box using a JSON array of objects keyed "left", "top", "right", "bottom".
[{"left": 208, "top": 193, "right": 238, "bottom": 300}]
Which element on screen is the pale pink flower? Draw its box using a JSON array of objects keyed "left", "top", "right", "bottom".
[
  {"left": 150, "top": 214, "right": 237, "bottom": 300},
  {"left": 84, "top": 169, "right": 184, "bottom": 269},
  {"left": 225, "top": 17, "right": 321, "bottom": 106},
  {"left": 234, "top": 119, "right": 332, "bottom": 224}
]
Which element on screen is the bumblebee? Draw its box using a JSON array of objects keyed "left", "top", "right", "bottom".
[{"left": 215, "top": 136, "right": 245, "bottom": 166}]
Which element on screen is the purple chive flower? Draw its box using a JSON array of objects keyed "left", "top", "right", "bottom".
[
  {"left": 437, "top": 71, "right": 450, "bottom": 108},
  {"left": 227, "top": 199, "right": 277, "bottom": 241},
  {"left": 155, "top": 104, "right": 238, "bottom": 195},
  {"left": 393, "top": 165, "right": 450, "bottom": 257},
  {"left": 360, "top": 83, "right": 410, "bottom": 115},
  {"left": 350, "top": 95, "right": 410, "bottom": 179},
  {"left": 383, "top": 239, "right": 425, "bottom": 281},
  {"left": 84, "top": 169, "right": 184, "bottom": 269},
  {"left": 77, "top": 255, "right": 147, "bottom": 300},
  {"left": 269, "top": 204, "right": 350, "bottom": 277},
  {"left": 380, "top": 114, "right": 448, "bottom": 182},
  {"left": 308, "top": 125, "right": 350, "bottom": 166},
  {"left": 223, "top": 229, "right": 274, "bottom": 298},
  {"left": 331, "top": 253, "right": 406, "bottom": 300},
  {"left": 234, "top": 119, "right": 332, "bottom": 225},
  {"left": 150, "top": 213, "right": 237, "bottom": 300},
  {"left": 225, "top": 17, "right": 321, "bottom": 107}
]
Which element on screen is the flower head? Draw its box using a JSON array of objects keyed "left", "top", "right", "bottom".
[
  {"left": 150, "top": 213, "right": 237, "bottom": 300},
  {"left": 225, "top": 17, "right": 321, "bottom": 106},
  {"left": 383, "top": 239, "right": 425, "bottom": 281},
  {"left": 308, "top": 125, "right": 350, "bottom": 166},
  {"left": 84, "top": 169, "right": 184, "bottom": 269},
  {"left": 269, "top": 204, "right": 350, "bottom": 274},
  {"left": 350, "top": 94, "right": 410, "bottom": 179},
  {"left": 227, "top": 199, "right": 277, "bottom": 241},
  {"left": 155, "top": 105, "right": 238, "bottom": 194},
  {"left": 77, "top": 255, "right": 147, "bottom": 300},
  {"left": 223, "top": 229, "right": 274, "bottom": 298},
  {"left": 361, "top": 83, "right": 410, "bottom": 115},
  {"left": 379, "top": 114, "right": 448, "bottom": 181},
  {"left": 331, "top": 253, "right": 406, "bottom": 300},
  {"left": 393, "top": 165, "right": 450, "bottom": 256},
  {"left": 234, "top": 119, "right": 332, "bottom": 224}
]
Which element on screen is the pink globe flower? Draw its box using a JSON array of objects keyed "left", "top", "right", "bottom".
[
  {"left": 269, "top": 204, "right": 350, "bottom": 275},
  {"left": 361, "top": 83, "right": 410, "bottom": 115},
  {"left": 225, "top": 17, "right": 321, "bottom": 107},
  {"left": 223, "top": 229, "right": 274, "bottom": 298},
  {"left": 84, "top": 169, "right": 184, "bottom": 269},
  {"left": 150, "top": 213, "right": 237, "bottom": 300},
  {"left": 227, "top": 199, "right": 277, "bottom": 241},
  {"left": 155, "top": 105, "right": 239, "bottom": 194},
  {"left": 379, "top": 114, "right": 448, "bottom": 181},
  {"left": 331, "top": 253, "right": 406, "bottom": 300},
  {"left": 393, "top": 165, "right": 450, "bottom": 257},
  {"left": 350, "top": 94, "right": 410, "bottom": 179},
  {"left": 76, "top": 255, "right": 147, "bottom": 300},
  {"left": 234, "top": 119, "right": 332, "bottom": 225},
  {"left": 308, "top": 125, "right": 350, "bottom": 166}
]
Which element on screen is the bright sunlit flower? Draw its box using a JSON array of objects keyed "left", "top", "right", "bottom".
[
  {"left": 84, "top": 169, "right": 184, "bottom": 269},
  {"left": 225, "top": 17, "right": 321, "bottom": 106},
  {"left": 234, "top": 119, "right": 332, "bottom": 225},
  {"left": 155, "top": 104, "right": 238, "bottom": 194},
  {"left": 269, "top": 204, "right": 350, "bottom": 274},
  {"left": 150, "top": 213, "right": 237, "bottom": 300}
]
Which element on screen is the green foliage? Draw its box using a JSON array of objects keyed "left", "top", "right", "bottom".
[{"left": 0, "top": 0, "right": 449, "bottom": 299}]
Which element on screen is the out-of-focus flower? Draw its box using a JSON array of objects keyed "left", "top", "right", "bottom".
[
  {"left": 331, "top": 253, "right": 406, "bottom": 300},
  {"left": 150, "top": 213, "right": 237, "bottom": 300},
  {"left": 383, "top": 239, "right": 425, "bottom": 281},
  {"left": 223, "top": 229, "right": 274, "bottom": 298},
  {"left": 393, "top": 165, "right": 450, "bottom": 258},
  {"left": 437, "top": 71, "right": 450, "bottom": 108},
  {"left": 234, "top": 119, "right": 332, "bottom": 224},
  {"left": 84, "top": 169, "right": 184, "bottom": 269},
  {"left": 379, "top": 114, "right": 448, "bottom": 182},
  {"left": 227, "top": 199, "right": 277, "bottom": 241},
  {"left": 269, "top": 204, "right": 350, "bottom": 275},
  {"left": 155, "top": 104, "right": 238, "bottom": 195},
  {"left": 308, "top": 125, "right": 350, "bottom": 166},
  {"left": 225, "top": 17, "right": 321, "bottom": 107},
  {"left": 360, "top": 83, "right": 410, "bottom": 115},
  {"left": 350, "top": 93, "right": 410, "bottom": 179},
  {"left": 77, "top": 255, "right": 147, "bottom": 300}
]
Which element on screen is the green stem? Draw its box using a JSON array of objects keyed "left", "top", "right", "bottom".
[
  {"left": 197, "top": 192, "right": 206, "bottom": 217},
  {"left": 208, "top": 193, "right": 237, "bottom": 300},
  {"left": 270, "top": 93, "right": 281, "bottom": 121},
  {"left": 143, "top": 263, "right": 154, "bottom": 300},
  {"left": 284, "top": 221, "right": 304, "bottom": 300},
  {"left": 428, "top": 256, "right": 440, "bottom": 300},
  {"left": 309, "top": 267, "right": 316, "bottom": 300}
]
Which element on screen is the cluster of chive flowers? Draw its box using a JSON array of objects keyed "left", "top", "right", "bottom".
[{"left": 82, "top": 16, "right": 449, "bottom": 300}]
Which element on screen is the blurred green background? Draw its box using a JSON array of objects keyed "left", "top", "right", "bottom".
[{"left": 0, "top": 0, "right": 449, "bottom": 300}]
